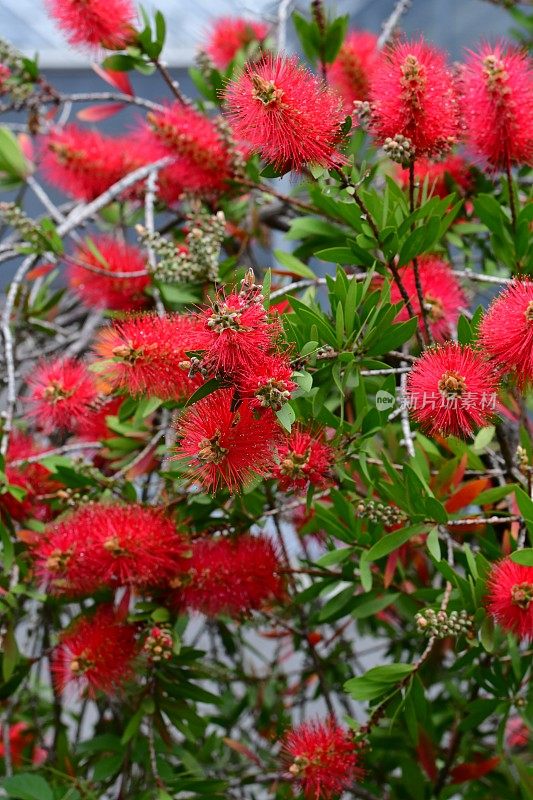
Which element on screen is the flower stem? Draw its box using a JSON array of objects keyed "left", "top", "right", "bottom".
[{"left": 504, "top": 153, "right": 517, "bottom": 231}]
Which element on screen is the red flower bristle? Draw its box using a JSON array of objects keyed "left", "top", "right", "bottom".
[
  {"left": 0, "top": 65, "right": 11, "bottom": 95},
  {"left": 205, "top": 16, "right": 269, "bottom": 69},
  {"left": 396, "top": 154, "right": 473, "bottom": 198},
  {"left": 460, "top": 43, "right": 532, "bottom": 169},
  {"left": 237, "top": 354, "right": 296, "bottom": 411},
  {"left": 329, "top": 30, "right": 379, "bottom": 111},
  {"left": 199, "top": 285, "right": 278, "bottom": 376},
  {"left": 369, "top": 38, "right": 460, "bottom": 158},
  {"left": 146, "top": 104, "right": 232, "bottom": 196},
  {"left": 52, "top": 606, "right": 138, "bottom": 697},
  {"left": 45, "top": 0, "right": 136, "bottom": 50},
  {"left": 68, "top": 237, "right": 150, "bottom": 311},
  {"left": 479, "top": 279, "right": 533, "bottom": 388},
  {"left": 0, "top": 722, "right": 46, "bottom": 768},
  {"left": 388, "top": 256, "right": 467, "bottom": 341},
  {"left": 172, "top": 534, "right": 283, "bottom": 617},
  {"left": 174, "top": 388, "right": 281, "bottom": 493},
  {"left": 406, "top": 342, "right": 499, "bottom": 438},
  {"left": 505, "top": 716, "right": 529, "bottom": 749},
  {"left": 486, "top": 558, "right": 533, "bottom": 640},
  {"left": 92, "top": 313, "right": 209, "bottom": 401},
  {"left": 27, "top": 358, "right": 98, "bottom": 434},
  {"left": 34, "top": 503, "right": 188, "bottom": 594},
  {"left": 283, "top": 718, "right": 363, "bottom": 800},
  {"left": 225, "top": 54, "right": 346, "bottom": 172},
  {"left": 274, "top": 427, "right": 335, "bottom": 493},
  {"left": 41, "top": 126, "right": 128, "bottom": 201}
]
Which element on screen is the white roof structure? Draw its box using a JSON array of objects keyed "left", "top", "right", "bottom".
[{"left": 0, "top": 0, "right": 276, "bottom": 68}]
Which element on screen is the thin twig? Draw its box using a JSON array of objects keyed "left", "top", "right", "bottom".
[
  {"left": 377, "top": 0, "right": 412, "bottom": 49},
  {"left": 60, "top": 91, "right": 163, "bottom": 112}
]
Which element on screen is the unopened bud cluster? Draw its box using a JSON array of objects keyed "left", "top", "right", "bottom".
[
  {"left": 143, "top": 626, "right": 173, "bottom": 662},
  {"left": 356, "top": 499, "right": 407, "bottom": 526},
  {"left": 0, "top": 39, "right": 35, "bottom": 103},
  {"left": 56, "top": 487, "right": 92, "bottom": 508},
  {"left": 383, "top": 134, "right": 416, "bottom": 165},
  {"left": 0, "top": 203, "right": 45, "bottom": 250},
  {"left": 415, "top": 608, "right": 473, "bottom": 638},
  {"left": 353, "top": 100, "right": 372, "bottom": 126},
  {"left": 516, "top": 445, "right": 529, "bottom": 475},
  {"left": 138, "top": 206, "right": 225, "bottom": 284}
]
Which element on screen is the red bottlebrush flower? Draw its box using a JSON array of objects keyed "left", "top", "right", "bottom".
[
  {"left": 2, "top": 432, "right": 57, "bottom": 523},
  {"left": 146, "top": 104, "right": 232, "bottom": 196},
  {"left": 506, "top": 716, "right": 529, "bottom": 749},
  {"left": 41, "top": 126, "right": 127, "bottom": 201},
  {"left": 174, "top": 389, "right": 281, "bottom": 493},
  {"left": 369, "top": 39, "right": 460, "bottom": 158},
  {"left": 45, "top": 0, "right": 136, "bottom": 50},
  {"left": 486, "top": 558, "right": 533, "bottom": 640},
  {"left": 396, "top": 154, "right": 473, "bottom": 198},
  {"left": 225, "top": 54, "right": 346, "bottom": 172},
  {"left": 283, "top": 718, "right": 363, "bottom": 800},
  {"left": 52, "top": 606, "right": 137, "bottom": 696},
  {"left": 92, "top": 313, "right": 208, "bottom": 401},
  {"left": 479, "top": 279, "right": 533, "bottom": 388},
  {"left": 274, "top": 427, "right": 335, "bottom": 493},
  {"left": 406, "top": 343, "right": 498, "bottom": 438},
  {"left": 172, "top": 534, "right": 283, "bottom": 617},
  {"left": 460, "top": 43, "right": 533, "bottom": 169},
  {"left": 76, "top": 395, "right": 122, "bottom": 440},
  {"left": 27, "top": 358, "right": 98, "bottom": 434},
  {"left": 0, "top": 722, "right": 46, "bottom": 767},
  {"left": 34, "top": 503, "right": 188, "bottom": 594},
  {"left": 388, "top": 256, "right": 467, "bottom": 341},
  {"left": 199, "top": 284, "right": 278, "bottom": 376},
  {"left": 81, "top": 503, "right": 188, "bottom": 589},
  {"left": 67, "top": 237, "right": 149, "bottom": 311},
  {"left": 237, "top": 354, "right": 296, "bottom": 410},
  {"left": 205, "top": 17, "right": 269, "bottom": 69},
  {"left": 329, "top": 31, "right": 379, "bottom": 111}
]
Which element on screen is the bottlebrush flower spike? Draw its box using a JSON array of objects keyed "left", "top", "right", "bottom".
[
  {"left": 68, "top": 237, "right": 150, "bottom": 311},
  {"left": 34, "top": 503, "right": 188, "bottom": 594},
  {"left": 224, "top": 54, "right": 346, "bottom": 172},
  {"left": 146, "top": 104, "right": 232, "bottom": 195},
  {"left": 329, "top": 31, "right": 379, "bottom": 111},
  {"left": 486, "top": 558, "right": 533, "bottom": 640},
  {"left": 406, "top": 343, "right": 499, "bottom": 438},
  {"left": 27, "top": 358, "right": 98, "bottom": 434},
  {"left": 388, "top": 256, "right": 467, "bottom": 341},
  {"left": 199, "top": 274, "right": 278, "bottom": 375},
  {"left": 283, "top": 718, "right": 363, "bottom": 800},
  {"left": 52, "top": 606, "right": 138, "bottom": 697},
  {"left": 396, "top": 154, "right": 473, "bottom": 198},
  {"left": 479, "top": 279, "right": 533, "bottom": 388},
  {"left": 42, "top": 126, "right": 128, "bottom": 201},
  {"left": 171, "top": 534, "right": 283, "bottom": 617},
  {"left": 205, "top": 17, "right": 269, "bottom": 69},
  {"left": 174, "top": 389, "right": 281, "bottom": 493},
  {"left": 45, "top": 0, "right": 136, "bottom": 50},
  {"left": 92, "top": 313, "right": 209, "bottom": 401},
  {"left": 369, "top": 39, "right": 460, "bottom": 159},
  {"left": 460, "top": 43, "right": 533, "bottom": 169},
  {"left": 0, "top": 722, "right": 46, "bottom": 768},
  {"left": 237, "top": 354, "right": 296, "bottom": 411},
  {"left": 274, "top": 427, "right": 335, "bottom": 492},
  {"left": 75, "top": 503, "right": 189, "bottom": 589}
]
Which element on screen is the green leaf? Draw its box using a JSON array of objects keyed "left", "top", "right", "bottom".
[
  {"left": 473, "top": 426, "right": 495, "bottom": 453},
  {"left": 323, "top": 15, "right": 349, "bottom": 62},
  {"left": 426, "top": 527, "right": 441, "bottom": 561},
  {"left": 120, "top": 705, "right": 144, "bottom": 744},
  {"left": 366, "top": 524, "right": 427, "bottom": 561},
  {"left": 315, "top": 247, "right": 354, "bottom": 264},
  {"left": 479, "top": 614, "right": 495, "bottom": 653},
  {"left": 0, "top": 128, "right": 31, "bottom": 180},
  {"left": 276, "top": 402, "right": 296, "bottom": 432},
  {"left": 0, "top": 775, "right": 54, "bottom": 800},
  {"left": 344, "top": 663, "right": 414, "bottom": 700},
  {"left": 274, "top": 249, "right": 316, "bottom": 279},
  {"left": 184, "top": 378, "right": 222, "bottom": 408},
  {"left": 510, "top": 549, "right": 533, "bottom": 567}
]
